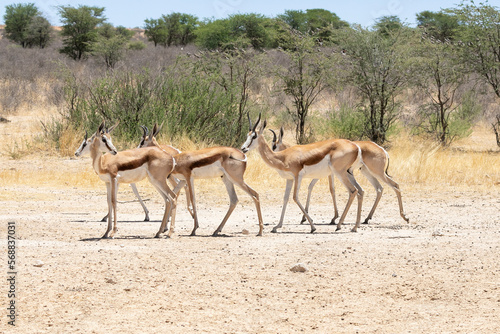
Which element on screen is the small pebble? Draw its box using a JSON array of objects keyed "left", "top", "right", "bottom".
[
  {"left": 290, "top": 263, "right": 308, "bottom": 273},
  {"left": 34, "top": 260, "right": 44, "bottom": 267}
]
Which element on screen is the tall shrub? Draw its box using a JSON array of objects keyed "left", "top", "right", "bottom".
[{"left": 63, "top": 63, "right": 248, "bottom": 146}]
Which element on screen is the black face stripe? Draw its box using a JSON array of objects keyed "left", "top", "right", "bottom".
[
  {"left": 102, "top": 135, "right": 115, "bottom": 152},
  {"left": 77, "top": 140, "right": 87, "bottom": 154}
]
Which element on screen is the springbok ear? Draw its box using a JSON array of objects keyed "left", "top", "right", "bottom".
[
  {"left": 152, "top": 121, "right": 163, "bottom": 137},
  {"left": 258, "top": 119, "right": 267, "bottom": 134},
  {"left": 107, "top": 121, "right": 119, "bottom": 133}
]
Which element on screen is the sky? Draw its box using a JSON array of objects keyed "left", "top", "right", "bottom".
[{"left": 0, "top": 0, "right": 472, "bottom": 29}]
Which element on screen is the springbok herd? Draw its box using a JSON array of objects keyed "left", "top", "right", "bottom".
[{"left": 74, "top": 114, "right": 409, "bottom": 239}]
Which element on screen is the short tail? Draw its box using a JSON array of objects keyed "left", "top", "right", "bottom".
[
  {"left": 230, "top": 154, "right": 247, "bottom": 163},
  {"left": 385, "top": 155, "right": 392, "bottom": 178}
]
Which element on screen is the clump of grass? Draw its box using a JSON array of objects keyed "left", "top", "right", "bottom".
[
  {"left": 2, "top": 126, "right": 498, "bottom": 196},
  {"left": 3, "top": 138, "right": 32, "bottom": 159},
  {"left": 386, "top": 131, "right": 500, "bottom": 190}
]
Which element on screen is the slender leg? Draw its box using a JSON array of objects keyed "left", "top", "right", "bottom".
[
  {"left": 291, "top": 174, "right": 316, "bottom": 233},
  {"left": 372, "top": 167, "right": 409, "bottom": 223},
  {"left": 327, "top": 175, "right": 339, "bottom": 224},
  {"left": 163, "top": 179, "right": 187, "bottom": 234},
  {"left": 169, "top": 176, "right": 194, "bottom": 218},
  {"left": 130, "top": 183, "right": 150, "bottom": 221},
  {"left": 149, "top": 177, "right": 176, "bottom": 239},
  {"left": 213, "top": 175, "right": 238, "bottom": 236},
  {"left": 334, "top": 171, "right": 359, "bottom": 232},
  {"left": 273, "top": 179, "right": 293, "bottom": 233},
  {"left": 224, "top": 168, "right": 264, "bottom": 236},
  {"left": 185, "top": 177, "right": 199, "bottom": 236},
  {"left": 360, "top": 166, "right": 384, "bottom": 224},
  {"left": 184, "top": 184, "right": 194, "bottom": 218},
  {"left": 238, "top": 183, "right": 264, "bottom": 236},
  {"left": 102, "top": 182, "right": 113, "bottom": 239},
  {"left": 300, "top": 179, "right": 319, "bottom": 224},
  {"left": 388, "top": 182, "right": 409, "bottom": 223},
  {"left": 101, "top": 183, "right": 120, "bottom": 222},
  {"left": 346, "top": 171, "right": 364, "bottom": 232},
  {"left": 156, "top": 192, "right": 173, "bottom": 239},
  {"left": 109, "top": 178, "right": 118, "bottom": 238}
]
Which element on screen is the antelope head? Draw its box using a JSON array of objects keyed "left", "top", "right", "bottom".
[
  {"left": 75, "top": 121, "right": 118, "bottom": 156},
  {"left": 138, "top": 122, "right": 163, "bottom": 148},
  {"left": 241, "top": 113, "right": 266, "bottom": 153}
]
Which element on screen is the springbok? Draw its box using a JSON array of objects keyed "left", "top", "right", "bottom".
[
  {"left": 139, "top": 125, "right": 194, "bottom": 219},
  {"left": 96, "top": 125, "right": 150, "bottom": 223},
  {"left": 270, "top": 127, "right": 409, "bottom": 225},
  {"left": 241, "top": 114, "right": 364, "bottom": 233},
  {"left": 138, "top": 123, "right": 264, "bottom": 237},
  {"left": 75, "top": 121, "right": 177, "bottom": 239}
]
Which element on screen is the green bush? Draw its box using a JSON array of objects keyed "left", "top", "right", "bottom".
[
  {"left": 317, "top": 103, "right": 366, "bottom": 140},
  {"left": 127, "top": 41, "right": 146, "bottom": 50},
  {"left": 62, "top": 64, "right": 248, "bottom": 147},
  {"left": 414, "top": 91, "right": 481, "bottom": 146},
  {"left": 449, "top": 91, "right": 481, "bottom": 141}
]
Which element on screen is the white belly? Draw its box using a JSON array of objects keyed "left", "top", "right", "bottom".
[
  {"left": 276, "top": 155, "right": 332, "bottom": 180},
  {"left": 301, "top": 155, "right": 332, "bottom": 179},
  {"left": 173, "top": 161, "right": 225, "bottom": 180},
  {"left": 115, "top": 165, "right": 148, "bottom": 183}
]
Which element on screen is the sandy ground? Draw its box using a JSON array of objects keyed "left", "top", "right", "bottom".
[{"left": 0, "top": 154, "right": 499, "bottom": 334}]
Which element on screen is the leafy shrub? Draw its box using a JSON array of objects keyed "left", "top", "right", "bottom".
[
  {"left": 62, "top": 62, "right": 249, "bottom": 147},
  {"left": 414, "top": 91, "right": 481, "bottom": 146},
  {"left": 317, "top": 103, "right": 366, "bottom": 140},
  {"left": 127, "top": 41, "right": 146, "bottom": 50}
]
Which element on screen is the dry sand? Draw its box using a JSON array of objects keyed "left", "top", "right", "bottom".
[
  {"left": 1, "top": 110, "right": 499, "bottom": 333},
  {"left": 0, "top": 155, "right": 499, "bottom": 333}
]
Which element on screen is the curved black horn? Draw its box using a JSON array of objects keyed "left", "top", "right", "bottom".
[
  {"left": 247, "top": 113, "right": 253, "bottom": 132},
  {"left": 140, "top": 125, "right": 148, "bottom": 137},
  {"left": 269, "top": 129, "right": 277, "bottom": 143},
  {"left": 98, "top": 120, "right": 105, "bottom": 134},
  {"left": 84, "top": 130, "right": 88, "bottom": 141},
  {"left": 252, "top": 113, "right": 261, "bottom": 132}
]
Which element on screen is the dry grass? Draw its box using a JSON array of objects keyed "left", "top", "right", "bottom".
[
  {"left": 1, "top": 112, "right": 499, "bottom": 195},
  {"left": 389, "top": 129, "right": 500, "bottom": 190},
  {"left": 0, "top": 162, "right": 100, "bottom": 189}
]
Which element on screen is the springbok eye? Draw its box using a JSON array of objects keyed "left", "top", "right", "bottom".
[
  {"left": 252, "top": 133, "right": 257, "bottom": 139},
  {"left": 102, "top": 137, "right": 106, "bottom": 142}
]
